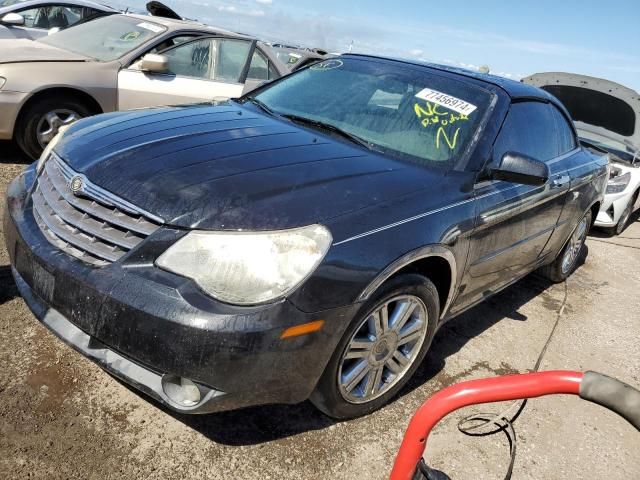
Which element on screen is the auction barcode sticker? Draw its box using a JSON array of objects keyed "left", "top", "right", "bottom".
[{"left": 415, "top": 88, "right": 477, "bottom": 115}]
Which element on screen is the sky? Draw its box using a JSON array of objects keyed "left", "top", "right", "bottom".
[{"left": 128, "top": 0, "right": 640, "bottom": 90}]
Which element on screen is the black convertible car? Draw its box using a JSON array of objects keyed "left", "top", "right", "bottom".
[{"left": 4, "top": 55, "right": 608, "bottom": 419}]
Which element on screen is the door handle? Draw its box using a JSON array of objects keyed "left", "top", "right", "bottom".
[{"left": 551, "top": 175, "right": 570, "bottom": 189}]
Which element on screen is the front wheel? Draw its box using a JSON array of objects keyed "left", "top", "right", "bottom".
[
  {"left": 16, "top": 97, "right": 92, "bottom": 160},
  {"left": 310, "top": 274, "right": 439, "bottom": 419},
  {"left": 539, "top": 210, "right": 592, "bottom": 283}
]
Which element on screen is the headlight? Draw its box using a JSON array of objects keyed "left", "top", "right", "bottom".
[
  {"left": 36, "top": 125, "right": 70, "bottom": 174},
  {"left": 606, "top": 166, "right": 631, "bottom": 194},
  {"left": 0, "top": 77, "right": 6, "bottom": 89},
  {"left": 156, "top": 224, "right": 332, "bottom": 305}
]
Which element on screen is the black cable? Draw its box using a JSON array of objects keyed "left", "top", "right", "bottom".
[{"left": 455, "top": 281, "right": 569, "bottom": 480}]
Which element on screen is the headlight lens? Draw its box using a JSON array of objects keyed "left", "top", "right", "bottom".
[
  {"left": 156, "top": 224, "right": 332, "bottom": 305},
  {"left": 36, "top": 125, "right": 70, "bottom": 174},
  {"left": 0, "top": 77, "right": 6, "bottom": 89},
  {"left": 606, "top": 166, "right": 631, "bottom": 194}
]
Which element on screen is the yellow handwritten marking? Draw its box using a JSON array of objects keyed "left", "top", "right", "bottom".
[
  {"left": 436, "top": 127, "right": 461, "bottom": 150},
  {"left": 414, "top": 102, "right": 448, "bottom": 119},
  {"left": 415, "top": 102, "right": 470, "bottom": 129}
]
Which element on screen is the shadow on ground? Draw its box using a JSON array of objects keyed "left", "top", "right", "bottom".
[
  {"left": 137, "top": 273, "right": 559, "bottom": 446},
  {"left": 1, "top": 141, "right": 29, "bottom": 164},
  {"left": 0, "top": 265, "right": 19, "bottom": 304}
]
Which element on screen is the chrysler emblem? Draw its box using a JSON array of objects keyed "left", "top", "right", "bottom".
[{"left": 69, "top": 176, "right": 84, "bottom": 194}]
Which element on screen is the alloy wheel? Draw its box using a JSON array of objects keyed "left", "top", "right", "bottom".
[
  {"left": 561, "top": 216, "right": 588, "bottom": 274},
  {"left": 36, "top": 109, "right": 80, "bottom": 148},
  {"left": 338, "top": 295, "right": 429, "bottom": 404}
]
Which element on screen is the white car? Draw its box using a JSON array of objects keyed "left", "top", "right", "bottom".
[
  {"left": 0, "top": 0, "right": 116, "bottom": 40},
  {"left": 524, "top": 72, "right": 640, "bottom": 234}
]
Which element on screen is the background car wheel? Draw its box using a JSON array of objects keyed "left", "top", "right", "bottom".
[
  {"left": 609, "top": 191, "right": 638, "bottom": 236},
  {"left": 17, "top": 97, "right": 92, "bottom": 160},
  {"left": 539, "top": 210, "right": 592, "bottom": 283},
  {"left": 310, "top": 273, "right": 439, "bottom": 419}
]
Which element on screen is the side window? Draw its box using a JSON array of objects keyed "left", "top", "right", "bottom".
[
  {"left": 214, "top": 39, "right": 252, "bottom": 83},
  {"left": 17, "top": 7, "right": 47, "bottom": 28},
  {"left": 80, "top": 7, "right": 103, "bottom": 20},
  {"left": 163, "top": 38, "right": 213, "bottom": 79},
  {"left": 148, "top": 35, "right": 200, "bottom": 55},
  {"left": 550, "top": 105, "right": 577, "bottom": 155},
  {"left": 247, "top": 50, "right": 269, "bottom": 81},
  {"left": 268, "top": 62, "right": 279, "bottom": 80},
  {"left": 61, "top": 6, "right": 82, "bottom": 25},
  {"left": 492, "top": 102, "right": 559, "bottom": 166},
  {"left": 18, "top": 5, "right": 77, "bottom": 29}
]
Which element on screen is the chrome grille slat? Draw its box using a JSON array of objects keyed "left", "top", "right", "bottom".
[
  {"left": 43, "top": 160, "right": 158, "bottom": 236},
  {"left": 33, "top": 211, "right": 110, "bottom": 267},
  {"left": 33, "top": 188, "right": 141, "bottom": 250},
  {"left": 32, "top": 154, "right": 162, "bottom": 266},
  {"left": 55, "top": 157, "right": 163, "bottom": 222},
  {"left": 33, "top": 202, "right": 122, "bottom": 262}
]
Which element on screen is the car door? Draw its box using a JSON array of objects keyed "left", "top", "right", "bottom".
[
  {"left": 117, "top": 36, "right": 256, "bottom": 110},
  {"left": 452, "top": 101, "right": 572, "bottom": 313},
  {"left": 242, "top": 47, "right": 281, "bottom": 94},
  {"left": 541, "top": 103, "right": 607, "bottom": 255}
]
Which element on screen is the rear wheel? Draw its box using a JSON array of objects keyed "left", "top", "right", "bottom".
[
  {"left": 310, "top": 274, "right": 439, "bottom": 419},
  {"left": 17, "top": 96, "right": 92, "bottom": 160},
  {"left": 539, "top": 210, "right": 591, "bottom": 283}
]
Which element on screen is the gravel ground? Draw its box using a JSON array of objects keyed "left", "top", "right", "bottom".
[{"left": 1, "top": 140, "right": 639, "bottom": 480}]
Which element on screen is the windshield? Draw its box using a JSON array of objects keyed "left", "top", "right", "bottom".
[
  {"left": 38, "top": 15, "right": 166, "bottom": 62},
  {"left": 0, "top": 0, "right": 26, "bottom": 6},
  {"left": 251, "top": 58, "right": 493, "bottom": 168}
]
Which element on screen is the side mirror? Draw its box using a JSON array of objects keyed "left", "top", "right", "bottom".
[
  {"left": 140, "top": 53, "right": 168, "bottom": 73},
  {"left": 48, "top": 27, "right": 61, "bottom": 35},
  {"left": 1, "top": 13, "right": 25, "bottom": 26},
  {"left": 491, "top": 151, "right": 549, "bottom": 186}
]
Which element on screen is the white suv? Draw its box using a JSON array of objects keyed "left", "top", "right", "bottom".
[{"left": 524, "top": 72, "right": 640, "bottom": 234}]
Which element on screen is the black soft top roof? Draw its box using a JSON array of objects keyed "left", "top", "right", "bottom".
[{"left": 342, "top": 54, "right": 559, "bottom": 104}]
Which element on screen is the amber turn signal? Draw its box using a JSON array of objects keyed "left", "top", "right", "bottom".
[{"left": 280, "top": 320, "right": 325, "bottom": 339}]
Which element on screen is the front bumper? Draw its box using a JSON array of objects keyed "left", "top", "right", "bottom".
[
  {"left": 0, "top": 90, "right": 29, "bottom": 140},
  {"left": 4, "top": 167, "right": 357, "bottom": 414},
  {"left": 594, "top": 188, "right": 636, "bottom": 227}
]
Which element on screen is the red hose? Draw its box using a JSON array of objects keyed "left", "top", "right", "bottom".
[{"left": 389, "top": 370, "right": 584, "bottom": 480}]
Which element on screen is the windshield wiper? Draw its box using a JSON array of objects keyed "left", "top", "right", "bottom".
[
  {"left": 280, "top": 114, "right": 374, "bottom": 151},
  {"left": 243, "top": 97, "right": 277, "bottom": 117}
]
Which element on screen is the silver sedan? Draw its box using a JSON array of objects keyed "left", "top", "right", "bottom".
[{"left": 0, "top": 13, "right": 295, "bottom": 158}]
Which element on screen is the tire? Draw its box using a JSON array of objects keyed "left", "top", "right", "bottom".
[
  {"left": 310, "top": 273, "right": 439, "bottom": 419},
  {"left": 539, "top": 209, "right": 592, "bottom": 283},
  {"left": 610, "top": 191, "right": 638, "bottom": 236},
  {"left": 16, "top": 96, "right": 92, "bottom": 160}
]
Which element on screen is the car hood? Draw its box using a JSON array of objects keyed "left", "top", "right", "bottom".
[
  {"left": 146, "top": 1, "right": 182, "bottom": 19},
  {"left": 523, "top": 72, "right": 640, "bottom": 153},
  {"left": 0, "top": 39, "right": 89, "bottom": 64},
  {"left": 54, "top": 103, "right": 438, "bottom": 230}
]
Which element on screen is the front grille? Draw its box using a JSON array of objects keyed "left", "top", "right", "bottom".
[{"left": 32, "top": 154, "right": 162, "bottom": 266}]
